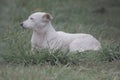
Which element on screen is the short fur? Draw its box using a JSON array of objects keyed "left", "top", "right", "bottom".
[{"left": 21, "top": 12, "right": 101, "bottom": 52}]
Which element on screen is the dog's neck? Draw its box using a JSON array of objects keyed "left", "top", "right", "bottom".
[{"left": 32, "top": 22, "right": 58, "bottom": 40}]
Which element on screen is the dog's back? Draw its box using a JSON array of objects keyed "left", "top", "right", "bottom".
[{"left": 57, "top": 31, "right": 101, "bottom": 52}]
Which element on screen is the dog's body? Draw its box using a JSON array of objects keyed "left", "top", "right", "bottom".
[{"left": 21, "top": 12, "right": 101, "bottom": 52}]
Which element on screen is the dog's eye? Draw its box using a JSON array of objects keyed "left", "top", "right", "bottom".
[{"left": 30, "top": 17, "right": 34, "bottom": 20}]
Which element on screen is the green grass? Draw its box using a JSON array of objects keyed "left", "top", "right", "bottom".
[
  {"left": 1, "top": 45, "right": 120, "bottom": 66},
  {"left": 0, "top": 63, "right": 120, "bottom": 80},
  {"left": 0, "top": 0, "right": 120, "bottom": 80}
]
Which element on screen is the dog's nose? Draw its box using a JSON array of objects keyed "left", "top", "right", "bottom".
[{"left": 20, "top": 23, "right": 23, "bottom": 26}]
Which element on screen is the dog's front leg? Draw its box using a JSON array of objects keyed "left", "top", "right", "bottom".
[{"left": 31, "top": 44, "right": 40, "bottom": 54}]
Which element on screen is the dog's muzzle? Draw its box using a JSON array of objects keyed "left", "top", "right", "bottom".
[
  {"left": 20, "top": 23, "right": 23, "bottom": 27},
  {"left": 20, "top": 22, "right": 26, "bottom": 29}
]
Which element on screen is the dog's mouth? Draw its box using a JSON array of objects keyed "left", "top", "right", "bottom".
[{"left": 21, "top": 26, "right": 27, "bottom": 29}]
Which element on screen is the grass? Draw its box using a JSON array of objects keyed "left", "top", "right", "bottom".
[
  {"left": 1, "top": 45, "right": 120, "bottom": 66},
  {"left": 0, "top": 63, "right": 120, "bottom": 80},
  {"left": 0, "top": 0, "right": 120, "bottom": 80}
]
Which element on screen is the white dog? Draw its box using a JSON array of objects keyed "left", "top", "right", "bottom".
[{"left": 21, "top": 12, "right": 101, "bottom": 52}]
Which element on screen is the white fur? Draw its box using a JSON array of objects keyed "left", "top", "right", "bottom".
[{"left": 21, "top": 12, "right": 101, "bottom": 52}]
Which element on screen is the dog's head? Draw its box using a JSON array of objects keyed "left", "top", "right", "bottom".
[{"left": 21, "top": 12, "right": 53, "bottom": 30}]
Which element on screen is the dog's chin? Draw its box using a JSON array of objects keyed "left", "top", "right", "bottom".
[
  {"left": 21, "top": 25, "right": 30, "bottom": 29},
  {"left": 21, "top": 25, "right": 33, "bottom": 29},
  {"left": 21, "top": 26, "right": 27, "bottom": 29}
]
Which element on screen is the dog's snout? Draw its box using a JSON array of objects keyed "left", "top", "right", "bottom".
[{"left": 20, "top": 23, "right": 23, "bottom": 26}]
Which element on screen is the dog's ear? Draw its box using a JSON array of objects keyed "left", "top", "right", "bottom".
[{"left": 42, "top": 13, "right": 53, "bottom": 22}]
